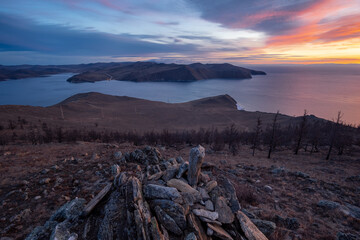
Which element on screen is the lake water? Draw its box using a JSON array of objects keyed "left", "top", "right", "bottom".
[{"left": 1, "top": 65, "right": 360, "bottom": 125}]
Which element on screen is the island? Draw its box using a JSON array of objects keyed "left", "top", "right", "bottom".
[{"left": 0, "top": 62, "right": 266, "bottom": 82}]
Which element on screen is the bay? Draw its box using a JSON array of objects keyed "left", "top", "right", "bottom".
[{"left": 0, "top": 65, "right": 359, "bottom": 125}]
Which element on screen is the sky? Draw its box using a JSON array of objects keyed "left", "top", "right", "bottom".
[{"left": 1, "top": 0, "right": 360, "bottom": 65}]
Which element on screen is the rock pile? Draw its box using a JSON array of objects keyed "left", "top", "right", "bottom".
[{"left": 26, "top": 145, "right": 269, "bottom": 240}]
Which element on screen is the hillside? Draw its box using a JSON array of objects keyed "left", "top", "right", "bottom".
[{"left": 0, "top": 92, "right": 293, "bottom": 133}]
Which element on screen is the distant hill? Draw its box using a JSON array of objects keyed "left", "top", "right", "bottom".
[{"left": 0, "top": 62, "right": 266, "bottom": 82}]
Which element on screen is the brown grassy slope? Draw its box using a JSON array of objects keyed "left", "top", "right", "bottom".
[{"left": 0, "top": 92, "right": 297, "bottom": 132}]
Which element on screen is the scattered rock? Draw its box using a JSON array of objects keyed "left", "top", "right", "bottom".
[
  {"left": 270, "top": 166, "right": 286, "bottom": 175},
  {"left": 252, "top": 219, "right": 276, "bottom": 237},
  {"left": 317, "top": 200, "right": 340, "bottom": 210},
  {"left": 188, "top": 145, "right": 206, "bottom": 187},
  {"left": 295, "top": 171, "right": 309, "bottom": 178},
  {"left": 34, "top": 196, "right": 42, "bottom": 200},
  {"left": 113, "top": 151, "right": 122, "bottom": 159},
  {"left": 41, "top": 169, "right": 50, "bottom": 174},
  {"left": 264, "top": 185, "right": 273, "bottom": 192},
  {"left": 345, "top": 203, "right": 360, "bottom": 219},
  {"left": 336, "top": 232, "right": 357, "bottom": 240}
]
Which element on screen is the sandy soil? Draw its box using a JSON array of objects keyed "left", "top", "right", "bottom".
[{"left": 1, "top": 142, "right": 359, "bottom": 239}]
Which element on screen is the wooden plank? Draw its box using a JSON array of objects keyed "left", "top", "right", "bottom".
[
  {"left": 236, "top": 211, "right": 268, "bottom": 240},
  {"left": 82, "top": 183, "right": 112, "bottom": 217}
]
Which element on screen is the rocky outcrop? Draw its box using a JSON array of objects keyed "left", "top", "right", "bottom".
[{"left": 26, "top": 145, "right": 270, "bottom": 240}]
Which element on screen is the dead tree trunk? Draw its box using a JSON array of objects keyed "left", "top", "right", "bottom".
[
  {"left": 252, "top": 116, "right": 262, "bottom": 156},
  {"left": 268, "top": 111, "right": 279, "bottom": 159},
  {"left": 326, "top": 111, "right": 342, "bottom": 160},
  {"left": 295, "top": 110, "right": 308, "bottom": 155}
]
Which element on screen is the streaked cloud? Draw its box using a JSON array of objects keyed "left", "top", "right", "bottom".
[{"left": 0, "top": 0, "right": 359, "bottom": 64}]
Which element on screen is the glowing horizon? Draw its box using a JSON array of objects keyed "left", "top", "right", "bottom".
[{"left": 1, "top": 0, "right": 360, "bottom": 65}]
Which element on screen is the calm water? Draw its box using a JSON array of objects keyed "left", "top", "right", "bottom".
[{"left": 1, "top": 65, "right": 360, "bottom": 125}]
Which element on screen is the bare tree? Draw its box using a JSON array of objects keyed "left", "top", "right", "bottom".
[
  {"left": 294, "top": 110, "right": 308, "bottom": 155},
  {"left": 326, "top": 111, "right": 342, "bottom": 160},
  {"left": 252, "top": 116, "right": 262, "bottom": 156},
  {"left": 268, "top": 111, "right": 279, "bottom": 159}
]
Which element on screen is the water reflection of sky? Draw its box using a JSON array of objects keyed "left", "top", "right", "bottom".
[{"left": 1, "top": 68, "right": 359, "bottom": 125}]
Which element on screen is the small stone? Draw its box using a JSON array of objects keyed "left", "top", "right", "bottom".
[
  {"left": 199, "top": 188, "right": 210, "bottom": 201},
  {"left": 205, "top": 180, "right": 217, "bottom": 193},
  {"left": 199, "top": 173, "right": 210, "bottom": 183},
  {"left": 114, "top": 151, "right": 122, "bottom": 159},
  {"left": 205, "top": 200, "right": 214, "bottom": 211},
  {"left": 34, "top": 196, "right": 41, "bottom": 200},
  {"left": 185, "top": 232, "right": 197, "bottom": 240},
  {"left": 51, "top": 165, "right": 60, "bottom": 171},
  {"left": 264, "top": 185, "right": 273, "bottom": 192},
  {"left": 295, "top": 171, "right": 309, "bottom": 178},
  {"left": 41, "top": 169, "right": 50, "bottom": 174},
  {"left": 193, "top": 209, "right": 218, "bottom": 221},
  {"left": 39, "top": 178, "right": 51, "bottom": 185}
]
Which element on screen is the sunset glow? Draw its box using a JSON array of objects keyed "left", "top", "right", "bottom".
[{"left": 1, "top": 0, "right": 360, "bottom": 65}]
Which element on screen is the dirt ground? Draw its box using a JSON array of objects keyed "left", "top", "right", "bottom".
[{"left": 0, "top": 142, "right": 359, "bottom": 239}]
